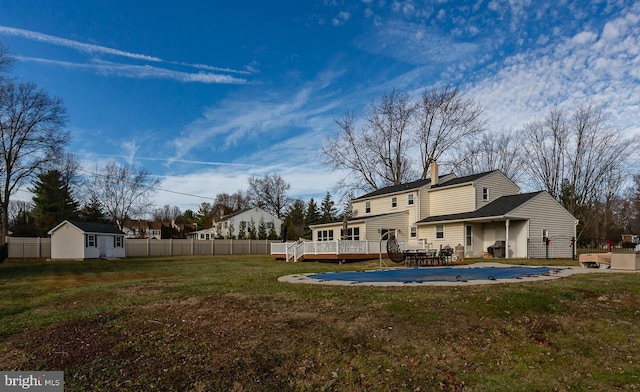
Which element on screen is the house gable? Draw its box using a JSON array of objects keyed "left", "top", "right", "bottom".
[{"left": 214, "top": 207, "right": 282, "bottom": 238}]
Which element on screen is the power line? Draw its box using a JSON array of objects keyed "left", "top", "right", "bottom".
[{"left": 76, "top": 167, "right": 215, "bottom": 201}]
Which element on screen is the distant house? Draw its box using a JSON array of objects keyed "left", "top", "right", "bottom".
[
  {"left": 186, "top": 228, "right": 217, "bottom": 241},
  {"left": 622, "top": 234, "right": 639, "bottom": 244},
  {"left": 48, "top": 220, "right": 125, "bottom": 260},
  {"left": 308, "top": 163, "right": 577, "bottom": 259},
  {"left": 213, "top": 207, "right": 282, "bottom": 239},
  {"left": 120, "top": 219, "right": 184, "bottom": 239}
]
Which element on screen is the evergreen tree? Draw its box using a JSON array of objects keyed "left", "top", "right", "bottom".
[
  {"left": 320, "top": 192, "right": 337, "bottom": 223},
  {"left": 30, "top": 170, "right": 79, "bottom": 236},
  {"left": 304, "top": 197, "right": 321, "bottom": 238},
  {"left": 238, "top": 220, "right": 247, "bottom": 239},
  {"left": 284, "top": 199, "right": 306, "bottom": 240},
  {"left": 258, "top": 216, "right": 267, "bottom": 240},
  {"left": 341, "top": 192, "right": 354, "bottom": 220},
  {"left": 227, "top": 221, "right": 235, "bottom": 239},
  {"left": 248, "top": 217, "right": 257, "bottom": 240},
  {"left": 78, "top": 194, "right": 107, "bottom": 222},
  {"left": 268, "top": 220, "right": 278, "bottom": 240}
]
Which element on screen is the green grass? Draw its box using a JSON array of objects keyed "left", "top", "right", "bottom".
[{"left": 1, "top": 256, "right": 639, "bottom": 391}]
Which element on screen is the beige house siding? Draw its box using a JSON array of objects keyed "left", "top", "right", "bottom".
[
  {"left": 419, "top": 189, "right": 430, "bottom": 220},
  {"left": 364, "top": 213, "right": 409, "bottom": 241},
  {"left": 511, "top": 193, "right": 576, "bottom": 239},
  {"left": 418, "top": 222, "right": 464, "bottom": 250},
  {"left": 429, "top": 185, "right": 475, "bottom": 216},
  {"left": 474, "top": 172, "right": 521, "bottom": 209},
  {"left": 353, "top": 194, "right": 402, "bottom": 217},
  {"left": 50, "top": 222, "right": 85, "bottom": 260}
]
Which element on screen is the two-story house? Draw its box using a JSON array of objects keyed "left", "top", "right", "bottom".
[{"left": 309, "top": 163, "right": 577, "bottom": 259}]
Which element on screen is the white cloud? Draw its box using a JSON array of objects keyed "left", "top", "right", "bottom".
[
  {"left": 15, "top": 56, "right": 248, "bottom": 84},
  {"left": 332, "top": 11, "right": 351, "bottom": 26},
  {"left": 354, "top": 20, "right": 482, "bottom": 65},
  {"left": 0, "top": 25, "right": 251, "bottom": 75},
  {"left": 0, "top": 25, "right": 162, "bottom": 62},
  {"left": 468, "top": 4, "right": 640, "bottom": 135}
]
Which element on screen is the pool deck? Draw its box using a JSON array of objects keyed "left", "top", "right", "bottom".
[{"left": 278, "top": 262, "right": 640, "bottom": 286}]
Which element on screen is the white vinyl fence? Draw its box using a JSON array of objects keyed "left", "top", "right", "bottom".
[{"left": 6, "top": 237, "right": 278, "bottom": 259}]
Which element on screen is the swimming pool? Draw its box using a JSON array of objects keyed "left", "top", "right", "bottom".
[{"left": 308, "top": 266, "right": 559, "bottom": 284}]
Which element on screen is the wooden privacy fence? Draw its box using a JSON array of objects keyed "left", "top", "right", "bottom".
[{"left": 5, "top": 237, "right": 278, "bottom": 259}]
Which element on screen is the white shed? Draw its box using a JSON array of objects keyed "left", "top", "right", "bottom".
[{"left": 48, "top": 220, "right": 126, "bottom": 260}]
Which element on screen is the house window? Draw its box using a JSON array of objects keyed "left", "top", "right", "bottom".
[
  {"left": 365, "top": 201, "right": 371, "bottom": 214},
  {"left": 266, "top": 222, "right": 273, "bottom": 229},
  {"left": 436, "top": 224, "right": 444, "bottom": 239},
  {"left": 408, "top": 194, "right": 414, "bottom": 205},
  {"left": 114, "top": 236, "right": 123, "bottom": 248},
  {"left": 346, "top": 228, "right": 360, "bottom": 240},
  {"left": 318, "top": 230, "right": 334, "bottom": 241},
  {"left": 391, "top": 197, "right": 397, "bottom": 208},
  {"left": 380, "top": 228, "right": 395, "bottom": 240},
  {"left": 410, "top": 226, "right": 417, "bottom": 238},
  {"left": 466, "top": 225, "right": 472, "bottom": 247},
  {"left": 205, "top": 233, "right": 210, "bottom": 240},
  {"left": 482, "top": 187, "right": 489, "bottom": 201},
  {"left": 200, "top": 234, "right": 205, "bottom": 240},
  {"left": 86, "top": 234, "right": 96, "bottom": 247}
]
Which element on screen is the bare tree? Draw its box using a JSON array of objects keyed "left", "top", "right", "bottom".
[
  {"left": 86, "top": 161, "right": 159, "bottom": 225},
  {"left": 414, "top": 85, "right": 486, "bottom": 179},
  {"left": 324, "top": 90, "right": 416, "bottom": 193},
  {"left": 248, "top": 173, "right": 291, "bottom": 219},
  {"left": 212, "top": 190, "right": 252, "bottom": 218},
  {"left": 0, "top": 82, "right": 69, "bottom": 241},
  {"left": 451, "top": 130, "right": 526, "bottom": 183},
  {"left": 522, "top": 108, "right": 568, "bottom": 199},
  {"left": 522, "top": 104, "right": 638, "bottom": 240},
  {"left": 0, "top": 43, "right": 13, "bottom": 82},
  {"left": 323, "top": 86, "right": 486, "bottom": 193},
  {"left": 151, "top": 204, "right": 182, "bottom": 222}
]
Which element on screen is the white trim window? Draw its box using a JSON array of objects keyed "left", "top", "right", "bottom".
[
  {"left": 408, "top": 194, "right": 414, "bottom": 205},
  {"left": 436, "top": 224, "right": 444, "bottom": 239},
  {"left": 410, "top": 226, "right": 417, "bottom": 238},
  {"left": 365, "top": 201, "right": 371, "bottom": 214},
  {"left": 318, "top": 229, "right": 334, "bottom": 241},
  {"left": 114, "top": 236, "right": 123, "bottom": 248},
  {"left": 86, "top": 234, "right": 96, "bottom": 247},
  {"left": 346, "top": 227, "right": 360, "bottom": 240},
  {"left": 391, "top": 197, "right": 397, "bottom": 208},
  {"left": 482, "top": 187, "right": 489, "bottom": 201}
]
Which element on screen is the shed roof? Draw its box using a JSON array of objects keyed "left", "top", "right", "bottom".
[{"left": 49, "top": 220, "right": 124, "bottom": 235}]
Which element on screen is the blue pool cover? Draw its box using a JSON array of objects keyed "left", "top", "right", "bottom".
[{"left": 309, "top": 266, "right": 557, "bottom": 283}]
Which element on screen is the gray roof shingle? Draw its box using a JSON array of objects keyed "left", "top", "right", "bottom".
[
  {"left": 417, "top": 191, "right": 544, "bottom": 224},
  {"left": 66, "top": 220, "right": 124, "bottom": 235}
]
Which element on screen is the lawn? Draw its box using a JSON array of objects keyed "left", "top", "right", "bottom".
[{"left": 1, "top": 256, "right": 639, "bottom": 391}]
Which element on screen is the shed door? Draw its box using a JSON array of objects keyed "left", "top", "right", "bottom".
[{"left": 99, "top": 236, "right": 113, "bottom": 258}]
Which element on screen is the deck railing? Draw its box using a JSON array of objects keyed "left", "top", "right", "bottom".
[{"left": 271, "top": 239, "right": 426, "bottom": 261}]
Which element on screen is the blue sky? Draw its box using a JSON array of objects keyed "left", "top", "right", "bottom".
[{"left": 1, "top": 0, "right": 639, "bottom": 213}]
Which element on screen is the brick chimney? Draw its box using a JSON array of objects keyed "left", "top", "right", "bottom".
[{"left": 430, "top": 162, "right": 439, "bottom": 185}]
